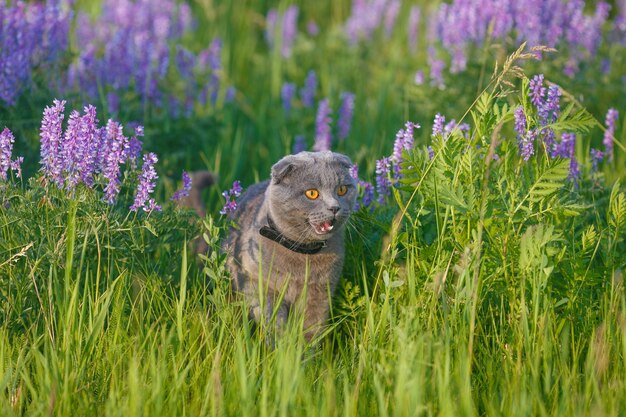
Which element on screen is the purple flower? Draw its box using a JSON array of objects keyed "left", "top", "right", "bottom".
[
  {"left": 428, "top": 146, "right": 435, "bottom": 160},
  {"left": 39, "top": 99, "right": 66, "bottom": 187},
  {"left": 65, "top": 0, "right": 216, "bottom": 117},
  {"left": 314, "top": 99, "right": 332, "bottom": 152},
  {"left": 220, "top": 180, "right": 244, "bottom": 215},
  {"left": 0, "top": 1, "right": 70, "bottom": 106},
  {"left": 281, "top": 6, "right": 299, "bottom": 58},
  {"left": 10, "top": 157, "right": 24, "bottom": 179},
  {"left": 131, "top": 152, "right": 161, "bottom": 212},
  {"left": 408, "top": 6, "right": 421, "bottom": 51},
  {"left": 60, "top": 110, "right": 83, "bottom": 191},
  {"left": 536, "top": 83, "right": 561, "bottom": 156},
  {"left": 361, "top": 181, "right": 375, "bottom": 209},
  {"left": 432, "top": 113, "right": 445, "bottom": 137},
  {"left": 78, "top": 105, "right": 101, "bottom": 187},
  {"left": 337, "top": 92, "right": 355, "bottom": 140},
  {"left": 221, "top": 200, "right": 237, "bottom": 215},
  {"left": 569, "top": 157, "right": 581, "bottom": 182},
  {"left": 514, "top": 106, "right": 527, "bottom": 146},
  {"left": 539, "top": 85, "right": 561, "bottom": 123},
  {"left": 231, "top": 180, "right": 243, "bottom": 197},
  {"left": 414, "top": 70, "right": 425, "bottom": 85},
  {"left": 1, "top": 128, "right": 15, "bottom": 181},
  {"left": 102, "top": 120, "right": 128, "bottom": 204},
  {"left": 300, "top": 70, "right": 317, "bottom": 108},
  {"left": 590, "top": 148, "right": 604, "bottom": 172},
  {"left": 428, "top": 49, "right": 446, "bottom": 88},
  {"left": 293, "top": 135, "right": 307, "bottom": 154},
  {"left": 349, "top": 164, "right": 359, "bottom": 180},
  {"left": 520, "top": 129, "right": 537, "bottom": 161},
  {"left": 307, "top": 21, "right": 319, "bottom": 36},
  {"left": 384, "top": 0, "right": 401, "bottom": 37},
  {"left": 225, "top": 86, "right": 236, "bottom": 102},
  {"left": 554, "top": 132, "right": 576, "bottom": 159},
  {"left": 603, "top": 108, "right": 618, "bottom": 161},
  {"left": 392, "top": 121, "right": 420, "bottom": 177},
  {"left": 266, "top": 9, "right": 279, "bottom": 47},
  {"left": 529, "top": 74, "right": 546, "bottom": 107},
  {"left": 375, "top": 157, "right": 392, "bottom": 205},
  {"left": 281, "top": 82, "right": 296, "bottom": 115},
  {"left": 171, "top": 171, "right": 192, "bottom": 201}
]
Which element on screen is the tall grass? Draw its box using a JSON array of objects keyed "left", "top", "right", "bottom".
[{"left": 2, "top": 1, "right": 626, "bottom": 416}]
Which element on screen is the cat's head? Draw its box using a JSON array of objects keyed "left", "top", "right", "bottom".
[{"left": 267, "top": 151, "right": 357, "bottom": 243}]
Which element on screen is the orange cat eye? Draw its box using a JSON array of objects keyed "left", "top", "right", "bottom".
[
  {"left": 305, "top": 189, "right": 320, "bottom": 200},
  {"left": 337, "top": 185, "right": 348, "bottom": 196}
]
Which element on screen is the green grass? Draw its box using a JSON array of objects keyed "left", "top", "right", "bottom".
[{"left": 2, "top": 1, "right": 626, "bottom": 416}]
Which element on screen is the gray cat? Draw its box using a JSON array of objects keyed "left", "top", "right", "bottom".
[{"left": 222, "top": 151, "right": 357, "bottom": 340}]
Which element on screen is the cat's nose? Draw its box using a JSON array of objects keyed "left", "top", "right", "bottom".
[{"left": 328, "top": 206, "right": 340, "bottom": 215}]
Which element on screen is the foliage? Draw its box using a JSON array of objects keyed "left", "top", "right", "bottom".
[{"left": 0, "top": 0, "right": 626, "bottom": 416}]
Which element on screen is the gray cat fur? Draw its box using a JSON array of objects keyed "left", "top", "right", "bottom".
[{"left": 223, "top": 151, "right": 357, "bottom": 340}]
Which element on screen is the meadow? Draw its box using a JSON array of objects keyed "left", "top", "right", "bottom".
[{"left": 1, "top": 0, "right": 626, "bottom": 415}]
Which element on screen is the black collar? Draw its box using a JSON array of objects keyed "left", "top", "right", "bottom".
[{"left": 259, "top": 216, "right": 327, "bottom": 255}]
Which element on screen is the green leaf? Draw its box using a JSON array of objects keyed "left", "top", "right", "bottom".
[{"left": 527, "top": 159, "right": 570, "bottom": 204}]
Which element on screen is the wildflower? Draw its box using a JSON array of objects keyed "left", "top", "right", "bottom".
[
  {"left": 293, "top": 135, "right": 307, "bottom": 154},
  {"left": 171, "top": 171, "right": 192, "bottom": 201},
  {"left": 349, "top": 164, "right": 359, "bottom": 180},
  {"left": 590, "top": 148, "right": 604, "bottom": 172},
  {"left": 314, "top": 99, "right": 332, "bottom": 152},
  {"left": 392, "top": 121, "right": 419, "bottom": 177},
  {"left": 10, "top": 157, "right": 23, "bottom": 179},
  {"left": 514, "top": 106, "right": 527, "bottom": 153},
  {"left": 539, "top": 85, "right": 561, "bottom": 122},
  {"left": 428, "top": 49, "right": 446, "bottom": 88},
  {"left": 408, "top": 6, "right": 421, "bottom": 51},
  {"left": 428, "top": 146, "right": 434, "bottom": 159},
  {"left": 40, "top": 99, "right": 66, "bottom": 187},
  {"left": 126, "top": 132, "right": 143, "bottom": 169},
  {"left": 536, "top": 84, "right": 561, "bottom": 156},
  {"left": 0, "top": 1, "right": 70, "bottom": 106},
  {"left": 529, "top": 74, "right": 546, "bottom": 107},
  {"left": 603, "top": 108, "right": 618, "bottom": 161},
  {"left": 66, "top": 0, "right": 217, "bottom": 116},
  {"left": 300, "top": 70, "right": 317, "bottom": 108},
  {"left": 307, "top": 21, "right": 319, "bottom": 36},
  {"left": 130, "top": 153, "right": 161, "bottom": 212},
  {"left": 281, "top": 82, "right": 296, "bottom": 115},
  {"left": 337, "top": 92, "right": 355, "bottom": 140},
  {"left": 361, "top": 181, "right": 375, "bottom": 208},
  {"left": 1, "top": 128, "right": 15, "bottom": 180},
  {"left": 554, "top": 132, "right": 576, "bottom": 159},
  {"left": 432, "top": 113, "right": 445, "bottom": 137},
  {"left": 520, "top": 130, "right": 537, "bottom": 161},
  {"left": 266, "top": 9, "right": 279, "bottom": 47},
  {"left": 569, "top": 157, "right": 581, "bottom": 182},
  {"left": 102, "top": 120, "right": 127, "bottom": 204},
  {"left": 225, "top": 86, "right": 236, "bottom": 103},
  {"left": 384, "top": 0, "right": 401, "bottom": 37},
  {"left": 375, "top": 157, "right": 392, "bottom": 205},
  {"left": 281, "top": 5, "right": 299, "bottom": 58},
  {"left": 414, "top": 70, "right": 425, "bottom": 85},
  {"left": 78, "top": 105, "right": 101, "bottom": 187},
  {"left": 60, "top": 110, "right": 84, "bottom": 191},
  {"left": 221, "top": 180, "right": 243, "bottom": 215}
]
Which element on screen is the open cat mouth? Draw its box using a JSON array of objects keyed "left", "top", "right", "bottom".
[{"left": 311, "top": 220, "right": 335, "bottom": 235}]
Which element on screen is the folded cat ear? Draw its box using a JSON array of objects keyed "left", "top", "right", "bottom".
[
  {"left": 332, "top": 152, "right": 353, "bottom": 170},
  {"left": 271, "top": 155, "right": 298, "bottom": 184}
]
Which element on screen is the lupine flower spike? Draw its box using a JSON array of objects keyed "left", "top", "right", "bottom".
[
  {"left": 130, "top": 153, "right": 161, "bottom": 212},
  {"left": 221, "top": 180, "right": 243, "bottom": 215},
  {"left": 171, "top": 171, "right": 192, "bottom": 201}
]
